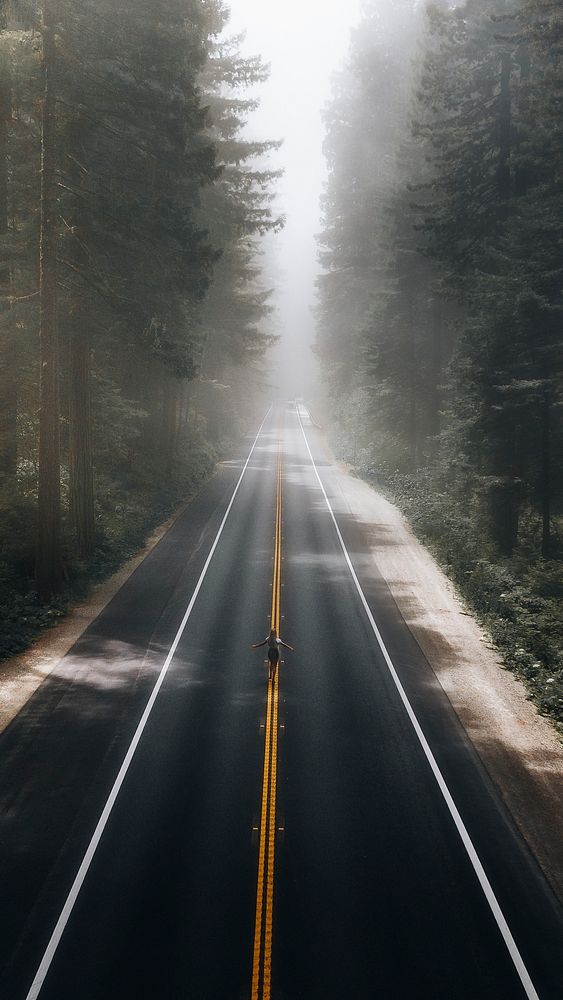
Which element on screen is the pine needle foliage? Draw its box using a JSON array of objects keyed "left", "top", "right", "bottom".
[
  {"left": 316, "top": 0, "right": 563, "bottom": 731},
  {"left": 0, "top": 0, "right": 281, "bottom": 650}
]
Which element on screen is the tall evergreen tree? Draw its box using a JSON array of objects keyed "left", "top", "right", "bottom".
[
  {"left": 195, "top": 24, "right": 282, "bottom": 435},
  {"left": 36, "top": 0, "right": 61, "bottom": 597},
  {"left": 0, "top": 0, "right": 282, "bottom": 628}
]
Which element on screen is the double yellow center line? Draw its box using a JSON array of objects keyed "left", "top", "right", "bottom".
[{"left": 251, "top": 429, "right": 283, "bottom": 1000}]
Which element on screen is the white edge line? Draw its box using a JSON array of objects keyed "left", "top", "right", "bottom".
[
  {"left": 25, "top": 408, "right": 272, "bottom": 1000},
  {"left": 296, "top": 409, "right": 540, "bottom": 1000}
]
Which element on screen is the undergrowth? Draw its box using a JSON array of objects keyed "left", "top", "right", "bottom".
[
  {"left": 331, "top": 427, "right": 563, "bottom": 737},
  {"left": 0, "top": 432, "right": 218, "bottom": 661}
]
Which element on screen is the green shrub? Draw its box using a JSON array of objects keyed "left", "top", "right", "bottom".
[
  {"left": 0, "top": 434, "right": 218, "bottom": 663},
  {"left": 343, "top": 454, "right": 563, "bottom": 737}
]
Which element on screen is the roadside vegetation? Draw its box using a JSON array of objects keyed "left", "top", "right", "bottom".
[
  {"left": 316, "top": 0, "right": 563, "bottom": 731},
  {"left": 0, "top": 1, "right": 280, "bottom": 657}
]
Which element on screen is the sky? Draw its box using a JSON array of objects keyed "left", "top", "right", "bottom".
[{"left": 225, "top": 0, "right": 363, "bottom": 392}]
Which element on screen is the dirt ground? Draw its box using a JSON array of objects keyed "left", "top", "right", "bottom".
[{"left": 1, "top": 448, "right": 562, "bottom": 903}]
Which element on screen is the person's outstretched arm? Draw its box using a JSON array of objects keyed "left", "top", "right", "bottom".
[
  {"left": 251, "top": 638, "right": 267, "bottom": 648},
  {"left": 280, "top": 640, "right": 294, "bottom": 651}
]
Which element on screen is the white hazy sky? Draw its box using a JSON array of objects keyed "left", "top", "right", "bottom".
[{"left": 225, "top": 0, "right": 363, "bottom": 389}]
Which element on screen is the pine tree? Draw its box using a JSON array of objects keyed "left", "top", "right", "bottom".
[
  {"left": 36, "top": 0, "right": 61, "bottom": 597},
  {"left": 195, "top": 24, "right": 282, "bottom": 434},
  {"left": 316, "top": 0, "right": 428, "bottom": 467},
  {"left": 0, "top": 31, "right": 16, "bottom": 484},
  {"left": 0, "top": 0, "right": 281, "bottom": 634}
]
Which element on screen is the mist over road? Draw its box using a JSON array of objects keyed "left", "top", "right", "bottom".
[{"left": 0, "top": 405, "right": 562, "bottom": 1000}]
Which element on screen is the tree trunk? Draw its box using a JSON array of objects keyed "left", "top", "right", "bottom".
[
  {"left": 192, "top": 376, "right": 200, "bottom": 431},
  {"left": 514, "top": 42, "right": 530, "bottom": 197},
  {"left": 0, "top": 46, "right": 17, "bottom": 484},
  {"left": 428, "top": 296, "right": 443, "bottom": 447},
  {"left": 498, "top": 51, "right": 512, "bottom": 202},
  {"left": 540, "top": 385, "right": 551, "bottom": 559},
  {"left": 69, "top": 329, "right": 95, "bottom": 559},
  {"left": 486, "top": 52, "right": 520, "bottom": 556},
  {"left": 397, "top": 252, "right": 419, "bottom": 471},
  {"left": 66, "top": 112, "right": 95, "bottom": 560},
  {"left": 180, "top": 380, "right": 191, "bottom": 432},
  {"left": 487, "top": 406, "right": 521, "bottom": 557},
  {"left": 162, "top": 377, "right": 179, "bottom": 477},
  {"left": 407, "top": 296, "right": 418, "bottom": 472},
  {"left": 36, "top": 0, "right": 61, "bottom": 598},
  {"left": 0, "top": 363, "right": 17, "bottom": 480},
  {"left": 488, "top": 477, "right": 520, "bottom": 557}
]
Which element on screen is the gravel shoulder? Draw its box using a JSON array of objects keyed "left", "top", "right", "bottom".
[
  {"left": 0, "top": 499, "right": 194, "bottom": 735},
  {"left": 331, "top": 458, "right": 563, "bottom": 902}
]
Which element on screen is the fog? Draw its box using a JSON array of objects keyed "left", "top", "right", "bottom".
[
  {"left": 0, "top": 0, "right": 558, "bottom": 748},
  {"left": 226, "top": 0, "right": 363, "bottom": 396}
]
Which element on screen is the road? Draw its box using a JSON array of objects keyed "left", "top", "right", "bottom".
[{"left": 0, "top": 404, "right": 562, "bottom": 1000}]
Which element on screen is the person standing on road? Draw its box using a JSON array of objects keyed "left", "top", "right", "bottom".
[{"left": 251, "top": 628, "right": 293, "bottom": 681}]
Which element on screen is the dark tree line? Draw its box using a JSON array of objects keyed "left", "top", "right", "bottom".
[
  {"left": 0, "top": 1, "right": 280, "bottom": 629},
  {"left": 316, "top": 0, "right": 562, "bottom": 721},
  {"left": 317, "top": 0, "right": 562, "bottom": 560}
]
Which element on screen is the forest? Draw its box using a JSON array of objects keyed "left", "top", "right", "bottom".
[
  {"left": 0, "top": 0, "right": 561, "bottom": 735},
  {"left": 0, "top": 0, "right": 280, "bottom": 655},
  {"left": 316, "top": 0, "right": 563, "bottom": 729}
]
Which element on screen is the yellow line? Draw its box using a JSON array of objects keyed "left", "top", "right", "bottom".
[
  {"left": 251, "top": 425, "right": 283, "bottom": 999},
  {"left": 263, "top": 669, "right": 278, "bottom": 996},
  {"left": 251, "top": 678, "right": 273, "bottom": 994}
]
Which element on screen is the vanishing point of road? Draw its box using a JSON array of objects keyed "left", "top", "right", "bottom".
[{"left": 0, "top": 404, "right": 562, "bottom": 999}]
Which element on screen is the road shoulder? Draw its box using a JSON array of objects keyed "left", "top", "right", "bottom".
[
  {"left": 331, "top": 458, "right": 563, "bottom": 902},
  {"left": 0, "top": 480, "right": 216, "bottom": 735}
]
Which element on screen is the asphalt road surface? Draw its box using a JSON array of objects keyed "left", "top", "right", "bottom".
[{"left": 0, "top": 404, "right": 562, "bottom": 1000}]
